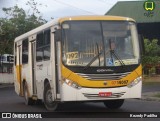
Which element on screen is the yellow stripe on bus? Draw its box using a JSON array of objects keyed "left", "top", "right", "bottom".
[
  {"left": 59, "top": 15, "right": 136, "bottom": 24},
  {"left": 16, "top": 65, "right": 22, "bottom": 84},
  {"left": 62, "top": 65, "right": 142, "bottom": 88}
]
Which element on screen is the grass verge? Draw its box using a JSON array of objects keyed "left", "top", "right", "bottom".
[{"left": 153, "top": 93, "right": 160, "bottom": 98}]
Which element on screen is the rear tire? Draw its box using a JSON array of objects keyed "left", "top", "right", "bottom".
[
  {"left": 103, "top": 99, "right": 124, "bottom": 109},
  {"left": 43, "top": 82, "right": 58, "bottom": 111},
  {"left": 23, "top": 82, "right": 34, "bottom": 105}
]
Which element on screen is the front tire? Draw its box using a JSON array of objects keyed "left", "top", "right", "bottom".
[
  {"left": 23, "top": 82, "right": 34, "bottom": 105},
  {"left": 103, "top": 99, "right": 124, "bottom": 109},
  {"left": 43, "top": 83, "right": 58, "bottom": 111}
]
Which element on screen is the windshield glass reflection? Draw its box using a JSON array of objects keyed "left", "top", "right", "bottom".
[{"left": 62, "top": 21, "right": 139, "bottom": 67}]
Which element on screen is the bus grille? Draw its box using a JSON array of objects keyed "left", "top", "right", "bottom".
[{"left": 76, "top": 72, "right": 131, "bottom": 81}]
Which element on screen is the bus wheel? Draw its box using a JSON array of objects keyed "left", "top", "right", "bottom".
[
  {"left": 103, "top": 99, "right": 124, "bottom": 109},
  {"left": 23, "top": 82, "right": 34, "bottom": 105},
  {"left": 43, "top": 83, "right": 58, "bottom": 111}
]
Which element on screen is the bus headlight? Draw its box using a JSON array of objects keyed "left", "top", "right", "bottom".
[
  {"left": 127, "top": 76, "right": 142, "bottom": 88},
  {"left": 64, "top": 79, "right": 81, "bottom": 89}
]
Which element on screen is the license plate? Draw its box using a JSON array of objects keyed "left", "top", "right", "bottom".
[{"left": 99, "top": 92, "right": 112, "bottom": 97}]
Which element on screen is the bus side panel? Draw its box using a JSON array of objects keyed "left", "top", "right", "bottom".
[
  {"left": 21, "top": 65, "right": 31, "bottom": 96},
  {"left": 36, "top": 61, "right": 52, "bottom": 100},
  {"left": 14, "top": 43, "right": 23, "bottom": 96},
  {"left": 14, "top": 65, "right": 21, "bottom": 95}
]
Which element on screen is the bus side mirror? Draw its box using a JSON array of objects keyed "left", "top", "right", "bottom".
[
  {"left": 54, "top": 29, "right": 61, "bottom": 42},
  {"left": 138, "top": 34, "right": 145, "bottom": 55}
]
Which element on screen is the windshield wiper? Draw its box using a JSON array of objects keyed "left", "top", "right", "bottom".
[
  {"left": 110, "top": 50, "right": 125, "bottom": 66},
  {"left": 84, "top": 39, "right": 126, "bottom": 70},
  {"left": 84, "top": 43, "right": 102, "bottom": 70},
  {"left": 96, "top": 43, "right": 100, "bottom": 66},
  {"left": 109, "top": 39, "right": 125, "bottom": 66}
]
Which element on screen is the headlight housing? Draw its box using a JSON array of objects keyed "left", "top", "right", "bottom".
[
  {"left": 64, "top": 79, "right": 81, "bottom": 89},
  {"left": 127, "top": 76, "right": 142, "bottom": 88}
]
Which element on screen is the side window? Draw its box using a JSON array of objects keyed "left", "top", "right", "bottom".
[
  {"left": 36, "top": 29, "right": 51, "bottom": 62},
  {"left": 43, "top": 29, "right": 50, "bottom": 60},
  {"left": 36, "top": 32, "right": 43, "bottom": 62},
  {"left": 14, "top": 43, "right": 17, "bottom": 65},
  {"left": 44, "top": 29, "right": 50, "bottom": 45},
  {"left": 37, "top": 32, "right": 43, "bottom": 48},
  {"left": 22, "top": 39, "right": 28, "bottom": 64},
  {"left": 0, "top": 55, "right": 2, "bottom": 73}
]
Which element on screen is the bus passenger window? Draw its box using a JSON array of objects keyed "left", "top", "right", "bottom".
[
  {"left": 36, "top": 32, "right": 43, "bottom": 62},
  {"left": 44, "top": 29, "right": 50, "bottom": 45},
  {"left": 43, "top": 29, "right": 50, "bottom": 60},
  {"left": 37, "top": 32, "right": 43, "bottom": 48},
  {"left": 36, "top": 48, "right": 43, "bottom": 61},
  {"left": 22, "top": 39, "right": 28, "bottom": 64}
]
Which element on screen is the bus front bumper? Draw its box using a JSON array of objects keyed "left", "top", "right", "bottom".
[{"left": 60, "top": 80, "right": 142, "bottom": 101}]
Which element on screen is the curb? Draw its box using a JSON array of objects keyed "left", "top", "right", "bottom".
[{"left": 0, "top": 84, "right": 14, "bottom": 89}]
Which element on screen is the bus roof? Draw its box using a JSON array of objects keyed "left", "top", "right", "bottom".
[
  {"left": 14, "top": 15, "right": 135, "bottom": 42},
  {"left": 59, "top": 15, "right": 135, "bottom": 23},
  {"left": 14, "top": 18, "right": 59, "bottom": 42}
]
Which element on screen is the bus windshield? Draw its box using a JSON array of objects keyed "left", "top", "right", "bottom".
[{"left": 62, "top": 21, "right": 140, "bottom": 67}]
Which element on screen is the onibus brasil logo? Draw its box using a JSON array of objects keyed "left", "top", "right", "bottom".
[{"left": 143, "top": 0, "right": 155, "bottom": 11}]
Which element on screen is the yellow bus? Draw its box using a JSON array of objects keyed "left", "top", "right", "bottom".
[{"left": 14, "top": 15, "right": 142, "bottom": 111}]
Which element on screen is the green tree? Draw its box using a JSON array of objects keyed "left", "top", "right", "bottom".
[
  {"left": 0, "top": 17, "right": 18, "bottom": 54},
  {"left": 142, "top": 39, "right": 160, "bottom": 75},
  {"left": 0, "top": 0, "right": 47, "bottom": 54}
]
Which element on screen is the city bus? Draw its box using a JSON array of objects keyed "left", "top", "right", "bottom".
[{"left": 14, "top": 15, "right": 142, "bottom": 111}]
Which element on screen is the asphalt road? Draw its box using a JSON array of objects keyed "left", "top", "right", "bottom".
[
  {"left": 0, "top": 85, "right": 160, "bottom": 120},
  {"left": 142, "top": 82, "right": 160, "bottom": 93}
]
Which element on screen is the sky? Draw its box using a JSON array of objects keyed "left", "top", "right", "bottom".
[{"left": 0, "top": 0, "right": 140, "bottom": 21}]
